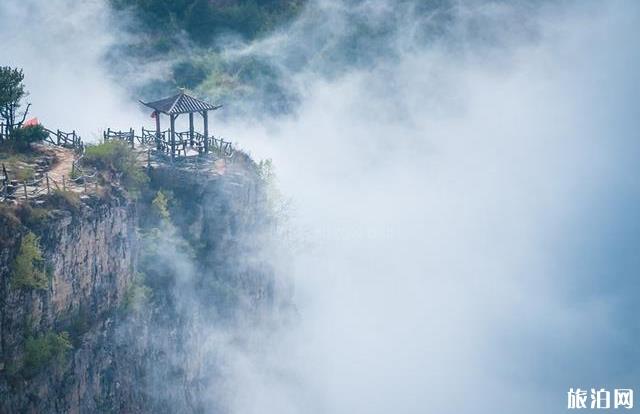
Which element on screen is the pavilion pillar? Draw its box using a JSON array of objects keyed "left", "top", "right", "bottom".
[
  {"left": 170, "top": 114, "right": 176, "bottom": 160},
  {"left": 189, "top": 112, "right": 194, "bottom": 147},
  {"left": 203, "top": 110, "right": 209, "bottom": 154},
  {"left": 155, "top": 111, "right": 162, "bottom": 150}
]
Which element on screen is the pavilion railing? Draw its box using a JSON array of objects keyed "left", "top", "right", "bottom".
[
  {"left": 141, "top": 127, "right": 169, "bottom": 146},
  {"left": 104, "top": 127, "right": 234, "bottom": 158},
  {"left": 104, "top": 128, "right": 135, "bottom": 147}
]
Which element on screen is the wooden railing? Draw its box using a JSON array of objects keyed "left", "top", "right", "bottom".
[
  {"left": 0, "top": 163, "right": 98, "bottom": 203},
  {"left": 103, "top": 128, "right": 135, "bottom": 147},
  {"left": 0, "top": 124, "right": 83, "bottom": 151},
  {"left": 0, "top": 123, "right": 236, "bottom": 203},
  {"left": 43, "top": 127, "right": 84, "bottom": 151},
  {"left": 105, "top": 127, "right": 234, "bottom": 158}
]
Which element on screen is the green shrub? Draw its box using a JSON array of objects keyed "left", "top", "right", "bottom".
[
  {"left": 23, "top": 331, "right": 72, "bottom": 376},
  {"left": 83, "top": 141, "right": 148, "bottom": 194},
  {"left": 83, "top": 140, "right": 132, "bottom": 170},
  {"left": 151, "top": 190, "right": 171, "bottom": 222},
  {"left": 6, "top": 125, "right": 48, "bottom": 152},
  {"left": 11, "top": 232, "right": 48, "bottom": 290}
]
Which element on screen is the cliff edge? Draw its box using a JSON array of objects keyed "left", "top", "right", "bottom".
[{"left": 0, "top": 146, "right": 280, "bottom": 413}]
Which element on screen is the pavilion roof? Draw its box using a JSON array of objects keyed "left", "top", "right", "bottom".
[{"left": 140, "top": 91, "right": 221, "bottom": 115}]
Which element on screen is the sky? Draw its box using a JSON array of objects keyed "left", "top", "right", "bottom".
[{"left": 1, "top": 0, "right": 639, "bottom": 413}]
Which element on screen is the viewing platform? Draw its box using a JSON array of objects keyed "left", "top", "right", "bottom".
[{"left": 1, "top": 90, "right": 241, "bottom": 203}]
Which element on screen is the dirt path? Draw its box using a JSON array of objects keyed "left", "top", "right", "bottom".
[
  {"left": 37, "top": 145, "right": 83, "bottom": 193},
  {"left": 47, "top": 147, "right": 74, "bottom": 180}
]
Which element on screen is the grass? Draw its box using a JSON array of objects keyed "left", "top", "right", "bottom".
[
  {"left": 47, "top": 189, "right": 81, "bottom": 212},
  {"left": 0, "top": 153, "right": 37, "bottom": 182},
  {"left": 14, "top": 165, "right": 35, "bottom": 181}
]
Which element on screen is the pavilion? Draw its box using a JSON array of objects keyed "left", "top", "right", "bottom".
[{"left": 140, "top": 91, "right": 221, "bottom": 159}]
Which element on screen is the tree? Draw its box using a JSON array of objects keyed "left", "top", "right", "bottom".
[{"left": 0, "top": 66, "right": 31, "bottom": 133}]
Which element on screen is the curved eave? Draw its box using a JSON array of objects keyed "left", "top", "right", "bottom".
[{"left": 139, "top": 100, "right": 222, "bottom": 115}]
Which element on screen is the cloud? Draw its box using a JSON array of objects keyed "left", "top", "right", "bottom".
[{"left": 218, "top": 1, "right": 640, "bottom": 413}]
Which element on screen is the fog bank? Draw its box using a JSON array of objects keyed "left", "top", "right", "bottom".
[{"left": 222, "top": 1, "right": 640, "bottom": 413}]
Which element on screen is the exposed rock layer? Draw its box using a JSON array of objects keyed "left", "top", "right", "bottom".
[{"left": 0, "top": 159, "right": 274, "bottom": 413}]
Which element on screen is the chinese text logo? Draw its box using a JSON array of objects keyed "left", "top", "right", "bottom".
[{"left": 568, "top": 388, "right": 634, "bottom": 410}]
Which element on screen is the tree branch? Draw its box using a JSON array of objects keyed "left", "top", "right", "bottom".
[{"left": 17, "top": 102, "right": 31, "bottom": 128}]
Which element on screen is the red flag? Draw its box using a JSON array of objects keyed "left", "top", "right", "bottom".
[
  {"left": 151, "top": 111, "right": 157, "bottom": 118},
  {"left": 22, "top": 117, "right": 39, "bottom": 127}
]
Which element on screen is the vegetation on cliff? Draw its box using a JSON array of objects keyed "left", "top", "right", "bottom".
[
  {"left": 11, "top": 231, "right": 48, "bottom": 290},
  {"left": 23, "top": 331, "right": 72, "bottom": 377},
  {"left": 2, "top": 125, "right": 48, "bottom": 153},
  {"left": 0, "top": 137, "right": 276, "bottom": 411},
  {"left": 83, "top": 141, "right": 149, "bottom": 195}
]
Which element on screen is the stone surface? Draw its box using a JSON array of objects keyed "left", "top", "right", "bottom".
[{"left": 0, "top": 158, "right": 278, "bottom": 413}]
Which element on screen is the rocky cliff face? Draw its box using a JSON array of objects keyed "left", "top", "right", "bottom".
[
  {"left": 0, "top": 156, "right": 278, "bottom": 413},
  {"left": 0, "top": 194, "right": 138, "bottom": 413}
]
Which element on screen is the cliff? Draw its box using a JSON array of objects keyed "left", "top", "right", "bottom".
[{"left": 0, "top": 154, "right": 278, "bottom": 413}]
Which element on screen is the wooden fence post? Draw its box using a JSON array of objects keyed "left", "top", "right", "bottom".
[
  {"left": 57, "top": 129, "right": 61, "bottom": 145},
  {"left": 2, "top": 163, "right": 7, "bottom": 199},
  {"left": 46, "top": 173, "right": 50, "bottom": 194},
  {"left": 23, "top": 182, "right": 27, "bottom": 200},
  {"left": 62, "top": 175, "right": 66, "bottom": 191}
]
